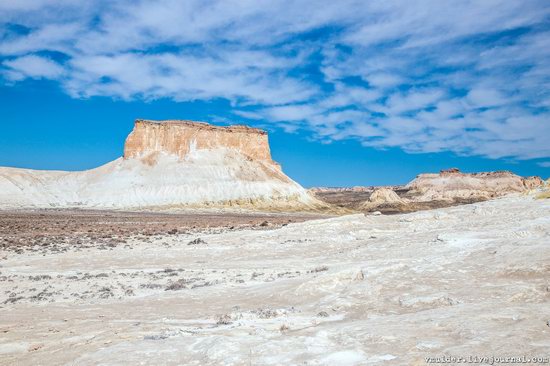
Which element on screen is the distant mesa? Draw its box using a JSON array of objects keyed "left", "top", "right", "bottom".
[
  {"left": 408, "top": 168, "right": 544, "bottom": 201},
  {"left": 310, "top": 168, "right": 544, "bottom": 214},
  {"left": 0, "top": 119, "right": 325, "bottom": 211}
]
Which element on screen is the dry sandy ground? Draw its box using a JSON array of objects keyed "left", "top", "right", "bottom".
[
  {"left": 0, "top": 209, "right": 326, "bottom": 254},
  {"left": 1, "top": 196, "right": 549, "bottom": 365}
]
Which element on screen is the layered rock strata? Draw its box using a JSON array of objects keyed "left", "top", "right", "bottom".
[
  {"left": 407, "top": 168, "right": 544, "bottom": 201},
  {"left": 124, "top": 120, "right": 274, "bottom": 163}
]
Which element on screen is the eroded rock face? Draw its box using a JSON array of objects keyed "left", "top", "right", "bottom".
[
  {"left": 124, "top": 120, "right": 275, "bottom": 164},
  {"left": 368, "top": 188, "right": 406, "bottom": 204},
  {"left": 406, "top": 169, "right": 544, "bottom": 201},
  {"left": 312, "top": 169, "right": 545, "bottom": 214},
  {"left": 359, "top": 188, "right": 409, "bottom": 212}
]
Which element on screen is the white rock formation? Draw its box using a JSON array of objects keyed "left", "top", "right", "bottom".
[
  {"left": 359, "top": 187, "right": 409, "bottom": 210},
  {"left": 369, "top": 187, "right": 406, "bottom": 204},
  {"left": 407, "top": 168, "right": 544, "bottom": 202},
  {"left": 0, "top": 120, "right": 321, "bottom": 210}
]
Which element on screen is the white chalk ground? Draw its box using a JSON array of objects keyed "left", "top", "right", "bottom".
[{"left": 1, "top": 195, "right": 549, "bottom": 365}]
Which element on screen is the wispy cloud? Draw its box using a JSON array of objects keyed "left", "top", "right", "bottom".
[
  {"left": 1, "top": 0, "right": 549, "bottom": 160},
  {"left": 3, "top": 55, "right": 64, "bottom": 80}
]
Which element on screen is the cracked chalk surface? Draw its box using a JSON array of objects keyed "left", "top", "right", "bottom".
[{"left": 1, "top": 195, "right": 549, "bottom": 365}]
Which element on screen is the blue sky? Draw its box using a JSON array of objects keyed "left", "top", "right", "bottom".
[{"left": 1, "top": 1, "right": 549, "bottom": 187}]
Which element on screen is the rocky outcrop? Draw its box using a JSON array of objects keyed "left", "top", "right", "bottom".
[
  {"left": 124, "top": 120, "right": 274, "bottom": 164},
  {"left": 0, "top": 119, "right": 326, "bottom": 211},
  {"left": 312, "top": 169, "right": 545, "bottom": 214},
  {"left": 524, "top": 176, "right": 545, "bottom": 190},
  {"left": 359, "top": 188, "right": 409, "bottom": 211},
  {"left": 368, "top": 188, "right": 407, "bottom": 204},
  {"left": 535, "top": 179, "right": 550, "bottom": 199},
  {"left": 406, "top": 169, "right": 544, "bottom": 202}
]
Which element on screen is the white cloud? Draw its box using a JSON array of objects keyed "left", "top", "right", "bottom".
[
  {"left": 3, "top": 55, "right": 64, "bottom": 80},
  {"left": 260, "top": 104, "right": 319, "bottom": 122},
  {"left": 342, "top": 1, "right": 546, "bottom": 49},
  {"left": 232, "top": 110, "right": 263, "bottom": 120},
  {"left": 466, "top": 88, "right": 508, "bottom": 108},
  {"left": 0, "top": 23, "right": 83, "bottom": 56},
  {"left": 0, "top": 0, "right": 549, "bottom": 161},
  {"left": 385, "top": 89, "right": 445, "bottom": 114},
  {"left": 364, "top": 73, "right": 403, "bottom": 88},
  {"left": 64, "top": 51, "right": 316, "bottom": 104}
]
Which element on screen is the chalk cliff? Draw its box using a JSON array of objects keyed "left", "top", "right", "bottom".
[
  {"left": 124, "top": 120, "right": 275, "bottom": 163},
  {"left": 0, "top": 119, "right": 323, "bottom": 211}
]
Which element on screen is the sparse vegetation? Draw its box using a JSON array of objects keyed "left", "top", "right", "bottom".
[
  {"left": 28, "top": 275, "right": 52, "bottom": 281},
  {"left": 255, "top": 308, "right": 279, "bottom": 319},
  {"left": 98, "top": 287, "right": 113, "bottom": 298},
  {"left": 216, "top": 314, "right": 232, "bottom": 325},
  {"left": 3, "top": 296, "right": 24, "bottom": 304},
  {"left": 165, "top": 279, "right": 187, "bottom": 291},
  {"left": 308, "top": 266, "right": 329, "bottom": 273},
  {"left": 188, "top": 238, "right": 207, "bottom": 245}
]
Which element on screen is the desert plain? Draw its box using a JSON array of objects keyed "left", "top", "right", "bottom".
[{"left": 1, "top": 193, "right": 549, "bottom": 365}]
